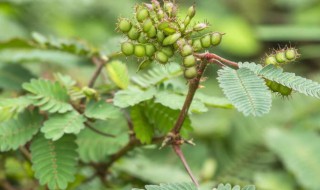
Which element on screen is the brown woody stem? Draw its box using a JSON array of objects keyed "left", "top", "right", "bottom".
[{"left": 194, "top": 52, "right": 239, "bottom": 68}]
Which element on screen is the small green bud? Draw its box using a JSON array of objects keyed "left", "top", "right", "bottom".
[
  {"left": 275, "top": 51, "right": 287, "bottom": 63},
  {"left": 187, "top": 5, "right": 196, "bottom": 18},
  {"left": 279, "top": 84, "right": 292, "bottom": 96},
  {"left": 163, "top": 33, "right": 181, "bottom": 46},
  {"left": 184, "top": 66, "right": 197, "bottom": 79},
  {"left": 82, "top": 86, "right": 98, "bottom": 98},
  {"left": 158, "top": 22, "right": 170, "bottom": 30},
  {"left": 265, "top": 55, "right": 277, "bottom": 65},
  {"left": 285, "top": 48, "right": 297, "bottom": 60},
  {"left": 157, "top": 9, "right": 165, "bottom": 20},
  {"left": 201, "top": 34, "right": 211, "bottom": 48},
  {"left": 192, "top": 39, "right": 202, "bottom": 52},
  {"left": 121, "top": 42, "right": 134, "bottom": 56},
  {"left": 211, "top": 32, "right": 222, "bottom": 46},
  {"left": 193, "top": 23, "right": 209, "bottom": 32},
  {"left": 128, "top": 27, "right": 140, "bottom": 40},
  {"left": 138, "top": 34, "right": 147, "bottom": 43},
  {"left": 157, "top": 30, "right": 165, "bottom": 43},
  {"left": 142, "top": 19, "right": 153, "bottom": 33},
  {"left": 147, "top": 26, "right": 157, "bottom": 38},
  {"left": 145, "top": 44, "right": 156, "bottom": 57},
  {"left": 183, "top": 16, "right": 191, "bottom": 27},
  {"left": 183, "top": 55, "right": 196, "bottom": 67},
  {"left": 164, "top": 2, "right": 176, "bottom": 17},
  {"left": 161, "top": 46, "right": 174, "bottom": 57},
  {"left": 155, "top": 51, "right": 169, "bottom": 64},
  {"left": 181, "top": 44, "right": 193, "bottom": 57},
  {"left": 136, "top": 8, "right": 149, "bottom": 22},
  {"left": 134, "top": 44, "right": 146, "bottom": 57},
  {"left": 118, "top": 18, "right": 132, "bottom": 33},
  {"left": 137, "top": 59, "right": 152, "bottom": 71}
]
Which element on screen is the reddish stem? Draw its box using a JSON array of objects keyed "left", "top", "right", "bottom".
[{"left": 194, "top": 52, "right": 239, "bottom": 68}]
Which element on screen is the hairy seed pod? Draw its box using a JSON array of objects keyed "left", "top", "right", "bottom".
[
  {"left": 183, "top": 16, "right": 191, "bottom": 28},
  {"left": 268, "top": 80, "right": 280, "bottom": 92},
  {"left": 128, "top": 27, "right": 140, "bottom": 40},
  {"left": 121, "top": 42, "right": 134, "bottom": 56},
  {"left": 193, "top": 23, "right": 209, "bottom": 32},
  {"left": 201, "top": 34, "right": 211, "bottom": 48},
  {"left": 134, "top": 44, "right": 146, "bottom": 57},
  {"left": 118, "top": 18, "right": 132, "bottom": 33},
  {"left": 142, "top": 19, "right": 153, "bottom": 32},
  {"left": 285, "top": 48, "right": 297, "bottom": 60},
  {"left": 187, "top": 5, "right": 196, "bottom": 18},
  {"left": 157, "top": 30, "right": 165, "bottom": 42},
  {"left": 279, "top": 84, "right": 292, "bottom": 96},
  {"left": 211, "top": 32, "right": 222, "bottom": 46},
  {"left": 192, "top": 39, "right": 202, "bottom": 52},
  {"left": 181, "top": 44, "right": 193, "bottom": 57},
  {"left": 137, "top": 59, "right": 152, "bottom": 71},
  {"left": 147, "top": 26, "right": 157, "bottom": 38},
  {"left": 145, "top": 44, "right": 156, "bottom": 57},
  {"left": 136, "top": 8, "right": 149, "bottom": 22},
  {"left": 161, "top": 46, "right": 174, "bottom": 57},
  {"left": 275, "top": 51, "right": 287, "bottom": 63},
  {"left": 155, "top": 51, "right": 169, "bottom": 64},
  {"left": 157, "top": 9, "right": 165, "bottom": 20},
  {"left": 164, "top": 2, "right": 176, "bottom": 17},
  {"left": 138, "top": 34, "right": 147, "bottom": 43},
  {"left": 183, "top": 55, "right": 196, "bottom": 67},
  {"left": 163, "top": 33, "right": 181, "bottom": 46},
  {"left": 184, "top": 66, "right": 197, "bottom": 79},
  {"left": 158, "top": 22, "right": 170, "bottom": 30},
  {"left": 265, "top": 55, "right": 277, "bottom": 65}
]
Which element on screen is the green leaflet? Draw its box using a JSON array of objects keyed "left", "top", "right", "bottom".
[
  {"left": 23, "top": 79, "right": 73, "bottom": 113},
  {"left": 41, "top": 111, "right": 86, "bottom": 141},
  {"left": 31, "top": 134, "right": 78, "bottom": 190},
  {"left": 239, "top": 62, "right": 320, "bottom": 98},
  {"left": 77, "top": 117, "right": 129, "bottom": 163},
  {"left": 54, "top": 73, "right": 85, "bottom": 101},
  {"left": 213, "top": 184, "right": 255, "bottom": 190},
  {"left": 131, "top": 105, "right": 154, "bottom": 144},
  {"left": 113, "top": 86, "right": 156, "bottom": 108},
  {"left": 0, "top": 110, "right": 43, "bottom": 151},
  {"left": 194, "top": 93, "right": 233, "bottom": 109},
  {"left": 133, "top": 183, "right": 197, "bottom": 190},
  {"left": 84, "top": 100, "right": 122, "bottom": 120},
  {"left": 0, "top": 96, "right": 33, "bottom": 121},
  {"left": 265, "top": 128, "right": 320, "bottom": 190},
  {"left": 105, "top": 60, "right": 130, "bottom": 89},
  {"left": 217, "top": 67, "right": 272, "bottom": 116}
]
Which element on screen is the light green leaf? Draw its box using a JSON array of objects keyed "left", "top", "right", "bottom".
[
  {"left": 54, "top": 73, "right": 85, "bottom": 101},
  {"left": 84, "top": 100, "right": 122, "bottom": 120},
  {"left": 0, "top": 38, "right": 33, "bottom": 50},
  {"left": 41, "top": 111, "right": 86, "bottom": 141},
  {"left": 31, "top": 134, "right": 78, "bottom": 190},
  {"left": 265, "top": 128, "right": 320, "bottom": 190},
  {"left": 105, "top": 60, "right": 129, "bottom": 89},
  {"left": 0, "top": 96, "right": 33, "bottom": 121},
  {"left": 217, "top": 67, "right": 272, "bottom": 116},
  {"left": 133, "top": 183, "right": 197, "bottom": 190},
  {"left": 77, "top": 117, "right": 129, "bottom": 163},
  {"left": 194, "top": 93, "right": 233, "bottom": 109},
  {"left": 23, "top": 79, "right": 73, "bottom": 113},
  {"left": 131, "top": 105, "right": 154, "bottom": 144},
  {"left": 113, "top": 86, "right": 156, "bottom": 108},
  {"left": 213, "top": 184, "right": 255, "bottom": 190},
  {"left": 0, "top": 110, "right": 42, "bottom": 152}
]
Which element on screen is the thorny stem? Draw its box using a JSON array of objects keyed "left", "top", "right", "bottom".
[{"left": 173, "top": 145, "right": 199, "bottom": 187}]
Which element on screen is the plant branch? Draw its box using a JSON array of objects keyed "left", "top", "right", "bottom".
[
  {"left": 84, "top": 122, "right": 115, "bottom": 138},
  {"left": 19, "top": 146, "right": 32, "bottom": 163},
  {"left": 194, "top": 52, "right": 239, "bottom": 68},
  {"left": 88, "top": 56, "right": 108, "bottom": 88},
  {"left": 173, "top": 145, "right": 199, "bottom": 187}
]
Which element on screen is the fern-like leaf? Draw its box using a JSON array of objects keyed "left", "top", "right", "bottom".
[
  {"left": 131, "top": 105, "right": 154, "bottom": 144},
  {"left": 213, "top": 184, "right": 255, "bottom": 190},
  {"left": 132, "top": 182, "right": 197, "bottom": 190},
  {"left": 84, "top": 100, "right": 122, "bottom": 120},
  {"left": 31, "top": 134, "right": 78, "bottom": 190},
  {"left": 239, "top": 62, "right": 320, "bottom": 98},
  {"left": 217, "top": 67, "right": 272, "bottom": 116},
  {"left": 0, "top": 110, "right": 43, "bottom": 151},
  {"left": 0, "top": 96, "right": 33, "bottom": 121},
  {"left": 23, "top": 79, "right": 73, "bottom": 113},
  {"left": 41, "top": 111, "right": 86, "bottom": 141},
  {"left": 54, "top": 73, "right": 84, "bottom": 101}
]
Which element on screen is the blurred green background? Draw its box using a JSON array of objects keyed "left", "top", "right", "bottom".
[{"left": 1, "top": 0, "right": 320, "bottom": 189}]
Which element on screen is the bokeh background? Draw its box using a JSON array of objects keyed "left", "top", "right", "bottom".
[{"left": 1, "top": 0, "right": 320, "bottom": 189}]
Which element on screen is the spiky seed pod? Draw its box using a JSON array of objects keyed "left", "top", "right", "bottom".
[
  {"left": 211, "top": 32, "right": 222, "bottom": 46},
  {"left": 193, "top": 23, "right": 209, "bottom": 32},
  {"left": 163, "top": 33, "right": 181, "bottom": 46},
  {"left": 128, "top": 27, "right": 140, "bottom": 40},
  {"left": 136, "top": 7, "right": 149, "bottom": 22},
  {"left": 118, "top": 18, "right": 132, "bottom": 33},
  {"left": 145, "top": 44, "right": 156, "bottom": 57},
  {"left": 201, "top": 34, "right": 211, "bottom": 48},
  {"left": 265, "top": 55, "right": 277, "bottom": 65},
  {"left": 184, "top": 66, "right": 197, "bottom": 79},
  {"left": 137, "top": 59, "right": 152, "bottom": 71},
  {"left": 161, "top": 46, "right": 174, "bottom": 57},
  {"left": 181, "top": 44, "right": 193, "bottom": 57},
  {"left": 157, "top": 9, "right": 165, "bottom": 20},
  {"left": 138, "top": 34, "right": 147, "bottom": 43},
  {"left": 142, "top": 19, "right": 153, "bottom": 32},
  {"left": 183, "top": 16, "right": 191, "bottom": 28},
  {"left": 155, "top": 51, "right": 169, "bottom": 64},
  {"left": 134, "top": 44, "right": 146, "bottom": 57},
  {"left": 164, "top": 2, "right": 177, "bottom": 17},
  {"left": 157, "top": 30, "right": 165, "bottom": 43},
  {"left": 147, "top": 26, "right": 157, "bottom": 38},
  {"left": 121, "top": 42, "right": 134, "bottom": 56},
  {"left": 192, "top": 39, "right": 202, "bottom": 52},
  {"left": 285, "top": 48, "right": 298, "bottom": 60},
  {"left": 275, "top": 51, "right": 287, "bottom": 63},
  {"left": 183, "top": 55, "right": 196, "bottom": 67},
  {"left": 187, "top": 5, "right": 196, "bottom": 18},
  {"left": 279, "top": 85, "right": 292, "bottom": 96},
  {"left": 266, "top": 79, "right": 292, "bottom": 97}
]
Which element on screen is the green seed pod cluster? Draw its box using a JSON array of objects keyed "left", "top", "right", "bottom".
[
  {"left": 264, "top": 47, "right": 299, "bottom": 66},
  {"left": 265, "top": 79, "right": 292, "bottom": 97},
  {"left": 117, "top": 0, "right": 224, "bottom": 80}
]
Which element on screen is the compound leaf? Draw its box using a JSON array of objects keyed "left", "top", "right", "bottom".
[
  {"left": 0, "top": 96, "right": 33, "bottom": 121},
  {"left": 131, "top": 105, "right": 154, "bottom": 144},
  {"left": 31, "top": 134, "right": 78, "bottom": 190},
  {"left": 84, "top": 100, "right": 122, "bottom": 120},
  {"left": 132, "top": 183, "right": 197, "bottom": 190},
  {"left": 105, "top": 60, "right": 129, "bottom": 89}
]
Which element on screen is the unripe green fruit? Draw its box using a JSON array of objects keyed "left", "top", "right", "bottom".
[
  {"left": 279, "top": 84, "right": 292, "bottom": 96},
  {"left": 138, "top": 34, "right": 147, "bottom": 43},
  {"left": 187, "top": 5, "right": 196, "bottom": 18},
  {"left": 163, "top": 33, "right": 181, "bottom": 46},
  {"left": 134, "top": 44, "right": 146, "bottom": 57},
  {"left": 192, "top": 39, "right": 202, "bottom": 52},
  {"left": 164, "top": 2, "right": 175, "bottom": 16},
  {"left": 121, "top": 42, "right": 134, "bottom": 56},
  {"left": 158, "top": 22, "right": 170, "bottom": 30},
  {"left": 184, "top": 66, "right": 197, "bottom": 79},
  {"left": 285, "top": 48, "right": 297, "bottom": 60},
  {"left": 183, "top": 55, "right": 196, "bottom": 67},
  {"left": 275, "top": 51, "right": 287, "bottom": 63},
  {"left": 161, "top": 46, "right": 174, "bottom": 57},
  {"left": 128, "top": 27, "right": 140, "bottom": 40},
  {"left": 269, "top": 80, "right": 280, "bottom": 92},
  {"left": 147, "top": 26, "right": 157, "bottom": 38},
  {"left": 155, "top": 51, "right": 169, "bottom": 64},
  {"left": 183, "top": 16, "right": 191, "bottom": 27},
  {"left": 142, "top": 19, "right": 153, "bottom": 33},
  {"left": 157, "top": 9, "right": 165, "bottom": 20},
  {"left": 136, "top": 8, "right": 149, "bottom": 22},
  {"left": 211, "top": 32, "right": 222, "bottom": 46},
  {"left": 145, "top": 44, "right": 156, "bottom": 57},
  {"left": 265, "top": 55, "right": 277, "bottom": 65},
  {"left": 118, "top": 19, "right": 132, "bottom": 33},
  {"left": 201, "top": 34, "right": 211, "bottom": 48},
  {"left": 181, "top": 44, "right": 193, "bottom": 57},
  {"left": 193, "top": 23, "right": 208, "bottom": 32}
]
